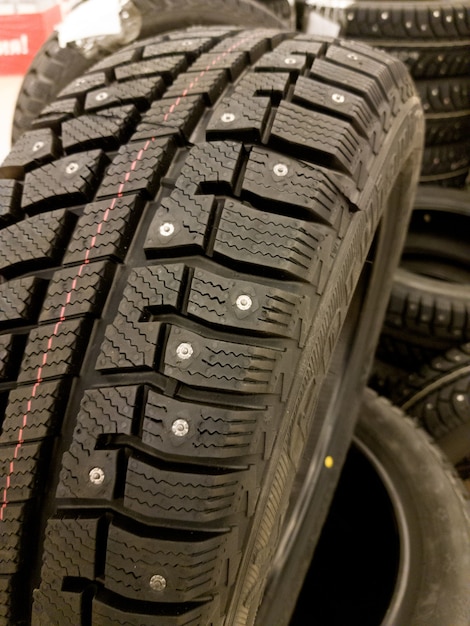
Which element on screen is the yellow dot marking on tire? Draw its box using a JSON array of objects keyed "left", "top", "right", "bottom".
[{"left": 324, "top": 456, "right": 334, "bottom": 469}]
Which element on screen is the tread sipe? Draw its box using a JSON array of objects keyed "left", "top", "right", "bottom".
[{"left": 0, "top": 27, "right": 423, "bottom": 626}]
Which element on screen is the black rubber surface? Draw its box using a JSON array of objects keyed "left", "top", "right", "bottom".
[
  {"left": 378, "top": 185, "right": 470, "bottom": 369},
  {"left": 391, "top": 343, "right": 470, "bottom": 464},
  {"left": 301, "top": 0, "right": 470, "bottom": 185},
  {"left": 0, "top": 27, "right": 423, "bottom": 626},
  {"left": 11, "top": 0, "right": 293, "bottom": 142}
]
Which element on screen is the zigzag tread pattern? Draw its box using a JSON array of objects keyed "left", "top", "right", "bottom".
[
  {"left": 243, "top": 146, "right": 349, "bottom": 227},
  {"left": 0, "top": 209, "right": 73, "bottom": 277},
  {"left": 175, "top": 141, "right": 243, "bottom": 195},
  {"left": 124, "top": 457, "right": 255, "bottom": 523},
  {"left": 105, "top": 524, "right": 239, "bottom": 602},
  {"left": 0, "top": 276, "right": 42, "bottom": 325},
  {"left": 144, "top": 189, "right": 213, "bottom": 253},
  {"left": 188, "top": 266, "right": 305, "bottom": 339},
  {"left": 143, "top": 388, "right": 263, "bottom": 460},
  {"left": 271, "top": 101, "right": 364, "bottom": 177},
  {"left": 207, "top": 90, "right": 271, "bottom": 141},
  {"left": 115, "top": 55, "right": 187, "bottom": 81},
  {"left": 133, "top": 95, "right": 204, "bottom": 141},
  {"left": 64, "top": 195, "right": 142, "bottom": 264},
  {"left": 0, "top": 334, "right": 15, "bottom": 381},
  {"left": 1, "top": 379, "right": 67, "bottom": 444},
  {"left": 163, "top": 325, "right": 282, "bottom": 394},
  {"left": 191, "top": 50, "right": 248, "bottom": 80},
  {"left": 0, "top": 179, "right": 21, "bottom": 225},
  {"left": 310, "top": 57, "right": 385, "bottom": 117},
  {"left": 96, "top": 265, "right": 183, "bottom": 371},
  {"left": 38, "top": 517, "right": 98, "bottom": 585},
  {"left": 293, "top": 75, "right": 377, "bottom": 138},
  {"left": 0, "top": 503, "right": 26, "bottom": 574},
  {"left": 62, "top": 105, "right": 139, "bottom": 151},
  {"left": 58, "top": 71, "right": 107, "bottom": 98},
  {"left": 18, "top": 317, "right": 90, "bottom": 382},
  {"left": 32, "top": 587, "right": 82, "bottom": 626},
  {"left": 96, "top": 137, "right": 175, "bottom": 198},
  {"left": 85, "top": 77, "right": 165, "bottom": 112},
  {"left": 31, "top": 97, "right": 80, "bottom": 132},
  {"left": 0, "top": 128, "right": 59, "bottom": 179},
  {"left": 39, "top": 261, "right": 114, "bottom": 322},
  {"left": 57, "top": 386, "right": 136, "bottom": 499},
  {"left": 91, "top": 47, "right": 138, "bottom": 71},
  {"left": 21, "top": 150, "right": 106, "bottom": 212},
  {"left": 215, "top": 198, "right": 335, "bottom": 287},
  {"left": 165, "top": 69, "right": 228, "bottom": 106},
  {"left": 143, "top": 36, "right": 214, "bottom": 61},
  {"left": 0, "top": 443, "right": 41, "bottom": 503}
]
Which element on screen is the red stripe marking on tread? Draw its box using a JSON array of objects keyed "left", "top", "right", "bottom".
[{"left": 0, "top": 34, "right": 248, "bottom": 520}]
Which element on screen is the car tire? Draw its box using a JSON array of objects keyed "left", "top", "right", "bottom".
[
  {"left": 378, "top": 185, "right": 470, "bottom": 369},
  {"left": 391, "top": 343, "right": 470, "bottom": 466},
  {"left": 291, "top": 389, "right": 470, "bottom": 626},
  {"left": 0, "top": 28, "right": 423, "bottom": 625}
]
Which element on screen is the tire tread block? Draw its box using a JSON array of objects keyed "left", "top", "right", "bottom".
[
  {"left": 64, "top": 195, "right": 144, "bottom": 264},
  {"left": 85, "top": 77, "right": 165, "bottom": 112},
  {"left": 124, "top": 458, "right": 256, "bottom": 523},
  {"left": 1, "top": 379, "right": 68, "bottom": 444},
  {"left": 21, "top": 150, "right": 107, "bottom": 213},
  {"left": 0, "top": 276, "right": 44, "bottom": 327},
  {"left": 105, "top": 524, "right": 240, "bottom": 602},
  {"left": 0, "top": 209, "right": 75, "bottom": 279},
  {"left": 96, "top": 137, "right": 175, "bottom": 199},
  {"left": 243, "top": 146, "right": 349, "bottom": 228},
  {"left": 39, "top": 261, "right": 114, "bottom": 323},
  {"left": 96, "top": 265, "right": 183, "bottom": 372},
  {"left": 163, "top": 325, "right": 284, "bottom": 394},
  {"left": 115, "top": 55, "right": 187, "bottom": 82},
  {"left": 0, "top": 128, "right": 60, "bottom": 179},
  {"left": 0, "top": 180, "right": 21, "bottom": 226},
  {"left": 57, "top": 387, "right": 137, "bottom": 499},
  {"left": 62, "top": 105, "right": 139, "bottom": 152},
  {"left": 215, "top": 197, "right": 336, "bottom": 287},
  {"left": 133, "top": 95, "right": 205, "bottom": 141},
  {"left": 18, "top": 317, "right": 91, "bottom": 383}
]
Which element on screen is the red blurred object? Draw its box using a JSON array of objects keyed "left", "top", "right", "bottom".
[{"left": 0, "top": 2, "right": 62, "bottom": 75}]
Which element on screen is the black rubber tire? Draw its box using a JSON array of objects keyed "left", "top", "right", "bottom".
[
  {"left": 300, "top": 0, "right": 470, "bottom": 186},
  {"left": 416, "top": 75, "right": 470, "bottom": 146},
  {"left": 368, "top": 357, "right": 411, "bottom": 398},
  {"left": 391, "top": 343, "right": 470, "bottom": 465},
  {"left": 378, "top": 185, "right": 470, "bottom": 369},
  {"left": 11, "top": 0, "right": 293, "bottom": 142},
  {"left": 291, "top": 389, "right": 470, "bottom": 626},
  {"left": 0, "top": 28, "right": 423, "bottom": 626},
  {"left": 420, "top": 140, "right": 470, "bottom": 186}
]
